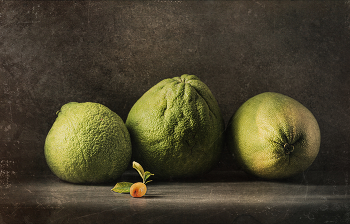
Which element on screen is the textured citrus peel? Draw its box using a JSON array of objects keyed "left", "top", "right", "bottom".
[
  {"left": 125, "top": 74, "right": 225, "bottom": 180},
  {"left": 45, "top": 102, "right": 132, "bottom": 184},
  {"left": 111, "top": 161, "right": 154, "bottom": 197}
]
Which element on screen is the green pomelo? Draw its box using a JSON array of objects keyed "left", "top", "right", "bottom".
[
  {"left": 126, "top": 74, "right": 225, "bottom": 179},
  {"left": 226, "top": 92, "right": 321, "bottom": 179},
  {"left": 44, "top": 102, "right": 132, "bottom": 184}
]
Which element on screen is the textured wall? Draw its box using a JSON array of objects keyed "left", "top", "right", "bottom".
[{"left": 1, "top": 1, "right": 350, "bottom": 180}]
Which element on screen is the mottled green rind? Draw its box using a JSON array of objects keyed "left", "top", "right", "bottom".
[
  {"left": 226, "top": 92, "right": 321, "bottom": 179},
  {"left": 126, "top": 74, "right": 225, "bottom": 179},
  {"left": 44, "top": 102, "right": 132, "bottom": 184}
]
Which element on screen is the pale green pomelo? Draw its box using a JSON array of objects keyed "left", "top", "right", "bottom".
[
  {"left": 126, "top": 74, "right": 225, "bottom": 179},
  {"left": 44, "top": 102, "right": 132, "bottom": 184},
  {"left": 226, "top": 92, "right": 321, "bottom": 179}
]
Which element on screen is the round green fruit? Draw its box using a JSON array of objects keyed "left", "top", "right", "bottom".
[
  {"left": 226, "top": 92, "right": 321, "bottom": 179},
  {"left": 126, "top": 74, "right": 225, "bottom": 179},
  {"left": 44, "top": 102, "right": 132, "bottom": 184}
]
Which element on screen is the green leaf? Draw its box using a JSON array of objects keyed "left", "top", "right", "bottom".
[
  {"left": 132, "top": 161, "right": 145, "bottom": 182},
  {"left": 144, "top": 171, "right": 154, "bottom": 182},
  {"left": 111, "top": 182, "right": 133, "bottom": 193}
]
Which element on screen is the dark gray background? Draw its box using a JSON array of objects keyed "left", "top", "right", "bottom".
[{"left": 1, "top": 1, "right": 350, "bottom": 182}]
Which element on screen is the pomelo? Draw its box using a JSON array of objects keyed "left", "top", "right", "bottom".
[
  {"left": 126, "top": 74, "right": 225, "bottom": 179},
  {"left": 44, "top": 102, "right": 132, "bottom": 184},
  {"left": 226, "top": 92, "right": 321, "bottom": 179}
]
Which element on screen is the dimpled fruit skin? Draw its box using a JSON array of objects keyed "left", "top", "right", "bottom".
[
  {"left": 226, "top": 92, "right": 321, "bottom": 179},
  {"left": 44, "top": 102, "right": 132, "bottom": 184},
  {"left": 126, "top": 74, "right": 225, "bottom": 179}
]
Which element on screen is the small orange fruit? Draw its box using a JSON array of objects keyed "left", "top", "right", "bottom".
[{"left": 130, "top": 182, "right": 147, "bottom": 198}]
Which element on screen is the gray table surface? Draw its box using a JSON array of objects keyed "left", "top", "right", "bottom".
[{"left": 1, "top": 170, "right": 349, "bottom": 224}]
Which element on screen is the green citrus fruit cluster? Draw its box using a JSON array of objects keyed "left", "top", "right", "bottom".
[{"left": 45, "top": 76, "right": 321, "bottom": 183}]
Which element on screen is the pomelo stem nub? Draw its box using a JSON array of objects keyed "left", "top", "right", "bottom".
[{"left": 283, "top": 143, "right": 294, "bottom": 155}]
